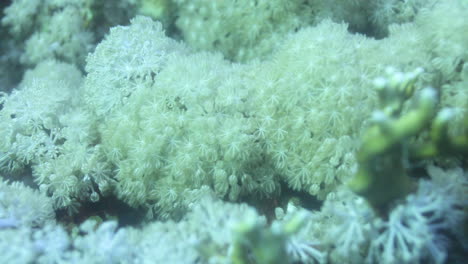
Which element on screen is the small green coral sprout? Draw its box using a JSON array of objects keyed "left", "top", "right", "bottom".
[
  {"left": 138, "top": 0, "right": 175, "bottom": 28},
  {"left": 348, "top": 67, "right": 438, "bottom": 213},
  {"left": 231, "top": 209, "right": 308, "bottom": 264}
]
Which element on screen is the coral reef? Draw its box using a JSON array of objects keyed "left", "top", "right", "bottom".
[{"left": 0, "top": 0, "right": 466, "bottom": 263}]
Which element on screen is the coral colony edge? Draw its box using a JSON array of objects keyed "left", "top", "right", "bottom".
[{"left": 0, "top": 0, "right": 467, "bottom": 263}]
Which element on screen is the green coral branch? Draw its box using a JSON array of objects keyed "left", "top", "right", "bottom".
[
  {"left": 412, "top": 108, "right": 468, "bottom": 158},
  {"left": 348, "top": 68, "right": 436, "bottom": 213},
  {"left": 349, "top": 67, "right": 468, "bottom": 214}
]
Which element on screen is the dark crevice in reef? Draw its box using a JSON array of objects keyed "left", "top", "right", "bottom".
[
  {"left": 280, "top": 180, "right": 323, "bottom": 212},
  {"left": 0, "top": 0, "right": 11, "bottom": 10},
  {"left": 57, "top": 195, "right": 147, "bottom": 230},
  {"left": 241, "top": 180, "right": 323, "bottom": 223}
]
